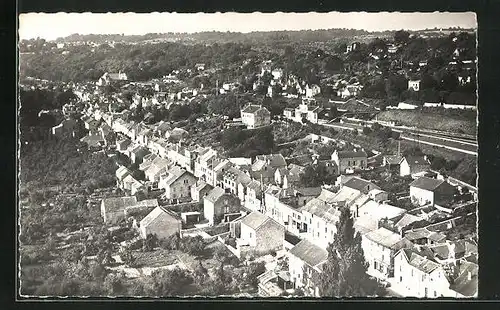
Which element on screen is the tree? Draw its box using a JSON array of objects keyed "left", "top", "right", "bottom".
[
  {"left": 193, "top": 260, "right": 209, "bottom": 285},
  {"left": 145, "top": 267, "right": 193, "bottom": 296},
  {"left": 394, "top": 30, "right": 410, "bottom": 45},
  {"left": 315, "top": 207, "right": 384, "bottom": 297}
]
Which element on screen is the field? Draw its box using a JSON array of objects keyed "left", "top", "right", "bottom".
[{"left": 375, "top": 110, "right": 477, "bottom": 136}]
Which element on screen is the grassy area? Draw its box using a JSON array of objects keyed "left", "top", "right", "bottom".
[
  {"left": 132, "top": 248, "right": 180, "bottom": 267},
  {"left": 375, "top": 110, "right": 476, "bottom": 136}
]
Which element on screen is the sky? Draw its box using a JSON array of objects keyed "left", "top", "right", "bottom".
[{"left": 19, "top": 12, "right": 477, "bottom": 41}]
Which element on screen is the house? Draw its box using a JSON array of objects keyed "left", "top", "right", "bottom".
[
  {"left": 409, "top": 177, "right": 456, "bottom": 206},
  {"left": 96, "top": 71, "right": 128, "bottom": 86},
  {"left": 283, "top": 108, "right": 294, "bottom": 119},
  {"left": 343, "top": 177, "right": 381, "bottom": 195},
  {"left": 195, "top": 63, "right": 205, "bottom": 71},
  {"left": 361, "top": 227, "right": 413, "bottom": 280},
  {"left": 271, "top": 68, "right": 284, "bottom": 80},
  {"left": 80, "top": 132, "right": 105, "bottom": 150},
  {"left": 399, "top": 155, "right": 431, "bottom": 177},
  {"left": 123, "top": 198, "right": 159, "bottom": 218},
  {"left": 283, "top": 164, "right": 306, "bottom": 189},
  {"left": 331, "top": 149, "right": 367, "bottom": 174},
  {"left": 222, "top": 166, "right": 252, "bottom": 201},
  {"left": 203, "top": 187, "right": 242, "bottom": 226},
  {"left": 50, "top": 119, "right": 78, "bottom": 137},
  {"left": 404, "top": 228, "right": 447, "bottom": 246},
  {"left": 394, "top": 248, "right": 461, "bottom": 298},
  {"left": 122, "top": 174, "right": 146, "bottom": 195},
  {"left": 139, "top": 206, "right": 182, "bottom": 239},
  {"left": 116, "top": 165, "right": 132, "bottom": 188},
  {"left": 337, "top": 85, "right": 363, "bottom": 99},
  {"left": 240, "top": 104, "right": 271, "bottom": 129},
  {"left": 448, "top": 261, "right": 478, "bottom": 297},
  {"left": 251, "top": 154, "right": 287, "bottom": 184},
  {"left": 388, "top": 44, "right": 398, "bottom": 53},
  {"left": 244, "top": 180, "right": 264, "bottom": 212},
  {"left": 155, "top": 121, "right": 172, "bottom": 138},
  {"left": 130, "top": 145, "right": 151, "bottom": 165},
  {"left": 144, "top": 159, "right": 171, "bottom": 187},
  {"left": 299, "top": 197, "right": 341, "bottom": 249},
  {"left": 236, "top": 211, "right": 285, "bottom": 256},
  {"left": 159, "top": 166, "right": 197, "bottom": 201},
  {"left": 408, "top": 80, "right": 421, "bottom": 92},
  {"left": 294, "top": 102, "right": 323, "bottom": 124},
  {"left": 100, "top": 196, "right": 138, "bottom": 224},
  {"left": 354, "top": 201, "right": 406, "bottom": 234},
  {"left": 191, "top": 181, "right": 214, "bottom": 202},
  {"left": 383, "top": 154, "right": 403, "bottom": 169},
  {"left": 346, "top": 42, "right": 360, "bottom": 53},
  {"left": 305, "top": 84, "right": 321, "bottom": 98},
  {"left": 288, "top": 239, "right": 328, "bottom": 296}
]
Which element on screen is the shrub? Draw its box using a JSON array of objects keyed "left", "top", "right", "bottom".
[{"left": 180, "top": 236, "right": 206, "bottom": 256}]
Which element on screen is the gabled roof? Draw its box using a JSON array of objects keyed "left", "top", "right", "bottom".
[
  {"left": 410, "top": 177, "right": 447, "bottom": 191},
  {"left": 140, "top": 206, "right": 180, "bottom": 229},
  {"left": 253, "top": 154, "right": 287, "bottom": 170},
  {"left": 162, "top": 166, "right": 190, "bottom": 186},
  {"left": 116, "top": 165, "right": 132, "bottom": 180},
  {"left": 247, "top": 179, "right": 263, "bottom": 193},
  {"left": 101, "top": 196, "right": 138, "bottom": 213},
  {"left": 449, "top": 261, "right": 478, "bottom": 297},
  {"left": 204, "top": 186, "right": 227, "bottom": 203},
  {"left": 300, "top": 198, "right": 340, "bottom": 224},
  {"left": 364, "top": 227, "right": 407, "bottom": 249},
  {"left": 193, "top": 181, "right": 213, "bottom": 192},
  {"left": 289, "top": 239, "right": 328, "bottom": 268},
  {"left": 394, "top": 213, "right": 423, "bottom": 230},
  {"left": 241, "top": 104, "right": 263, "bottom": 114},
  {"left": 224, "top": 166, "right": 252, "bottom": 186},
  {"left": 241, "top": 211, "right": 274, "bottom": 230},
  {"left": 343, "top": 177, "right": 380, "bottom": 193},
  {"left": 408, "top": 251, "right": 441, "bottom": 274},
  {"left": 295, "top": 187, "right": 322, "bottom": 197},
  {"left": 335, "top": 150, "right": 367, "bottom": 159},
  {"left": 401, "top": 155, "right": 430, "bottom": 167}
]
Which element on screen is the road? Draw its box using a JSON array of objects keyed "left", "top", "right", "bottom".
[{"left": 320, "top": 122, "right": 477, "bottom": 156}]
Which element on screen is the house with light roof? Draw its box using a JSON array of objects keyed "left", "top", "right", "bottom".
[
  {"left": 139, "top": 206, "right": 181, "bottom": 239},
  {"left": 361, "top": 227, "right": 413, "bottom": 280}
]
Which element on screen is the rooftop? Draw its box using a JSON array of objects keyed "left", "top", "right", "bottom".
[
  {"left": 102, "top": 196, "right": 138, "bottom": 213},
  {"left": 410, "top": 177, "right": 447, "bottom": 191},
  {"left": 241, "top": 211, "right": 272, "bottom": 230},
  {"left": 289, "top": 239, "right": 328, "bottom": 268},
  {"left": 364, "top": 227, "right": 406, "bottom": 249}
]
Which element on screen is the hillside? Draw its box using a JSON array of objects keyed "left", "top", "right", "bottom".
[{"left": 375, "top": 109, "right": 477, "bottom": 136}]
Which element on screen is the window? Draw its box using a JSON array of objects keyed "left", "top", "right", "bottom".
[
  {"left": 422, "top": 274, "right": 426, "bottom": 282},
  {"left": 411, "top": 269, "right": 414, "bottom": 277},
  {"left": 249, "top": 232, "right": 252, "bottom": 238},
  {"left": 325, "top": 227, "right": 327, "bottom": 233},
  {"left": 434, "top": 291, "right": 437, "bottom": 297}
]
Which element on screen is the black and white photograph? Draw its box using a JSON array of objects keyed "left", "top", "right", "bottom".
[{"left": 18, "top": 12, "right": 478, "bottom": 298}]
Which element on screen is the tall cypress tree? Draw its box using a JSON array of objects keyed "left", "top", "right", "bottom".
[{"left": 315, "top": 206, "right": 384, "bottom": 297}]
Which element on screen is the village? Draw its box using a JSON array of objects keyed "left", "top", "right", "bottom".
[{"left": 19, "top": 25, "right": 478, "bottom": 298}]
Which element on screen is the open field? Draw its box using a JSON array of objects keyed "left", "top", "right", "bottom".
[{"left": 376, "top": 110, "right": 476, "bottom": 136}]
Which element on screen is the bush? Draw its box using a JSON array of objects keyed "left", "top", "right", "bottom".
[
  {"left": 180, "top": 236, "right": 206, "bottom": 256},
  {"left": 159, "top": 233, "right": 181, "bottom": 250}
]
